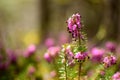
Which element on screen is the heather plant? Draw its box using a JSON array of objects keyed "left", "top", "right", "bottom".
[
  {"left": 0, "top": 13, "right": 120, "bottom": 80},
  {"left": 89, "top": 44, "right": 117, "bottom": 80},
  {"left": 44, "top": 13, "right": 88, "bottom": 80},
  {"left": 57, "top": 13, "right": 88, "bottom": 80},
  {"left": 43, "top": 13, "right": 119, "bottom": 80}
]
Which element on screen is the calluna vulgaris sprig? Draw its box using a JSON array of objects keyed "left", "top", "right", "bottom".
[
  {"left": 44, "top": 13, "right": 118, "bottom": 80},
  {"left": 58, "top": 13, "right": 88, "bottom": 80}
]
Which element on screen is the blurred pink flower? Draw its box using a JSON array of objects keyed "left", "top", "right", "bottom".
[
  {"left": 44, "top": 46, "right": 60, "bottom": 63},
  {"left": 112, "top": 72, "right": 120, "bottom": 80},
  {"left": 48, "top": 46, "right": 60, "bottom": 57},
  {"left": 91, "top": 47, "right": 105, "bottom": 62},
  {"left": 24, "top": 44, "right": 36, "bottom": 58},
  {"left": 105, "top": 41, "right": 116, "bottom": 52},
  {"left": 103, "top": 55, "right": 117, "bottom": 68},
  {"left": 74, "top": 52, "right": 88, "bottom": 61},
  {"left": 44, "top": 52, "right": 52, "bottom": 63},
  {"left": 50, "top": 70, "right": 56, "bottom": 78},
  {"left": 68, "top": 51, "right": 74, "bottom": 58},
  {"left": 68, "top": 59, "right": 75, "bottom": 67},
  {"left": 45, "top": 38, "right": 55, "bottom": 48},
  {"left": 6, "top": 49, "right": 17, "bottom": 64},
  {"left": 67, "top": 51, "right": 75, "bottom": 67},
  {"left": 100, "top": 70, "right": 105, "bottom": 76},
  {"left": 28, "top": 66, "right": 36, "bottom": 75}
]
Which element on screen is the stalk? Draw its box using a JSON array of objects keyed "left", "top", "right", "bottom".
[
  {"left": 65, "top": 54, "right": 67, "bottom": 80},
  {"left": 78, "top": 30, "right": 82, "bottom": 80},
  {"left": 78, "top": 62, "right": 82, "bottom": 80}
]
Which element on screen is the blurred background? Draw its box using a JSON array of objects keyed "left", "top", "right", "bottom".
[
  {"left": 0, "top": 0, "right": 120, "bottom": 48},
  {"left": 0, "top": 0, "right": 120, "bottom": 80}
]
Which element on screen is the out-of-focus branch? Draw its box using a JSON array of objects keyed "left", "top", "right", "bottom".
[{"left": 40, "top": 0, "right": 50, "bottom": 42}]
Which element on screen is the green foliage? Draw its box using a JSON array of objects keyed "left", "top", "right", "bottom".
[
  {"left": 58, "top": 50, "right": 77, "bottom": 80},
  {"left": 17, "top": 68, "right": 28, "bottom": 80},
  {"left": 58, "top": 51, "right": 66, "bottom": 80}
]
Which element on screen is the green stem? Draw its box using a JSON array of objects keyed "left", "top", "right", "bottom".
[
  {"left": 78, "top": 62, "right": 82, "bottom": 80},
  {"left": 65, "top": 55, "right": 67, "bottom": 80},
  {"left": 78, "top": 31, "right": 82, "bottom": 80}
]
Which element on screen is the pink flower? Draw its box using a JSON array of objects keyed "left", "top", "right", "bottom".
[
  {"left": 50, "top": 70, "right": 57, "bottom": 78},
  {"left": 74, "top": 52, "right": 87, "bottom": 61},
  {"left": 6, "top": 49, "right": 17, "bottom": 64},
  {"left": 67, "top": 51, "right": 75, "bottom": 67},
  {"left": 103, "top": 55, "right": 117, "bottom": 68},
  {"left": 44, "top": 46, "right": 60, "bottom": 63},
  {"left": 68, "top": 59, "right": 75, "bottom": 67},
  {"left": 67, "top": 13, "right": 82, "bottom": 39},
  {"left": 91, "top": 48, "right": 105, "bottom": 62},
  {"left": 100, "top": 70, "right": 105, "bottom": 76},
  {"left": 67, "top": 13, "right": 81, "bottom": 30},
  {"left": 24, "top": 44, "right": 36, "bottom": 58},
  {"left": 28, "top": 66, "right": 36, "bottom": 75},
  {"left": 68, "top": 51, "right": 74, "bottom": 57},
  {"left": 45, "top": 38, "right": 55, "bottom": 48},
  {"left": 112, "top": 72, "right": 120, "bottom": 80},
  {"left": 48, "top": 46, "right": 60, "bottom": 57},
  {"left": 44, "top": 52, "right": 52, "bottom": 63},
  {"left": 105, "top": 41, "right": 116, "bottom": 52}
]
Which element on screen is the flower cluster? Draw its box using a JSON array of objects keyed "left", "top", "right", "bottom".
[
  {"left": 0, "top": 48, "right": 17, "bottom": 70},
  {"left": 6, "top": 49, "right": 17, "bottom": 64},
  {"left": 105, "top": 41, "right": 116, "bottom": 52},
  {"left": 74, "top": 52, "right": 88, "bottom": 61},
  {"left": 45, "top": 38, "right": 55, "bottom": 48},
  {"left": 62, "top": 45, "right": 75, "bottom": 66},
  {"left": 91, "top": 47, "right": 105, "bottom": 62},
  {"left": 67, "top": 13, "right": 82, "bottom": 39},
  {"left": 103, "top": 55, "right": 117, "bottom": 68},
  {"left": 42, "top": 13, "right": 120, "bottom": 80},
  {"left": 62, "top": 45, "right": 88, "bottom": 67},
  {"left": 112, "top": 72, "right": 120, "bottom": 80},
  {"left": 44, "top": 46, "right": 60, "bottom": 63},
  {"left": 28, "top": 66, "right": 36, "bottom": 76},
  {"left": 24, "top": 44, "right": 36, "bottom": 58}
]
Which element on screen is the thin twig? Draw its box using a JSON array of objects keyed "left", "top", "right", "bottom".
[
  {"left": 78, "top": 62, "right": 82, "bottom": 80},
  {"left": 78, "top": 29, "right": 82, "bottom": 80},
  {"left": 65, "top": 55, "right": 67, "bottom": 80}
]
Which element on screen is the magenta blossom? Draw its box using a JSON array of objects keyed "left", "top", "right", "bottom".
[
  {"left": 48, "top": 46, "right": 60, "bottom": 57},
  {"left": 6, "top": 49, "right": 17, "bottom": 64},
  {"left": 91, "top": 48, "right": 105, "bottom": 62},
  {"left": 67, "top": 13, "right": 82, "bottom": 39},
  {"left": 45, "top": 38, "right": 55, "bottom": 48},
  {"left": 74, "top": 52, "right": 88, "bottom": 61},
  {"left": 67, "top": 13, "right": 81, "bottom": 31},
  {"left": 112, "top": 72, "right": 120, "bottom": 80},
  {"left": 28, "top": 66, "right": 36, "bottom": 75},
  {"left": 44, "top": 46, "right": 60, "bottom": 63},
  {"left": 67, "top": 51, "right": 75, "bottom": 67},
  {"left": 62, "top": 45, "right": 75, "bottom": 66},
  {"left": 103, "top": 55, "right": 117, "bottom": 68},
  {"left": 44, "top": 52, "right": 52, "bottom": 63},
  {"left": 50, "top": 70, "right": 57, "bottom": 78},
  {"left": 24, "top": 44, "right": 36, "bottom": 58},
  {"left": 105, "top": 41, "right": 116, "bottom": 52},
  {"left": 100, "top": 70, "right": 105, "bottom": 76}
]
